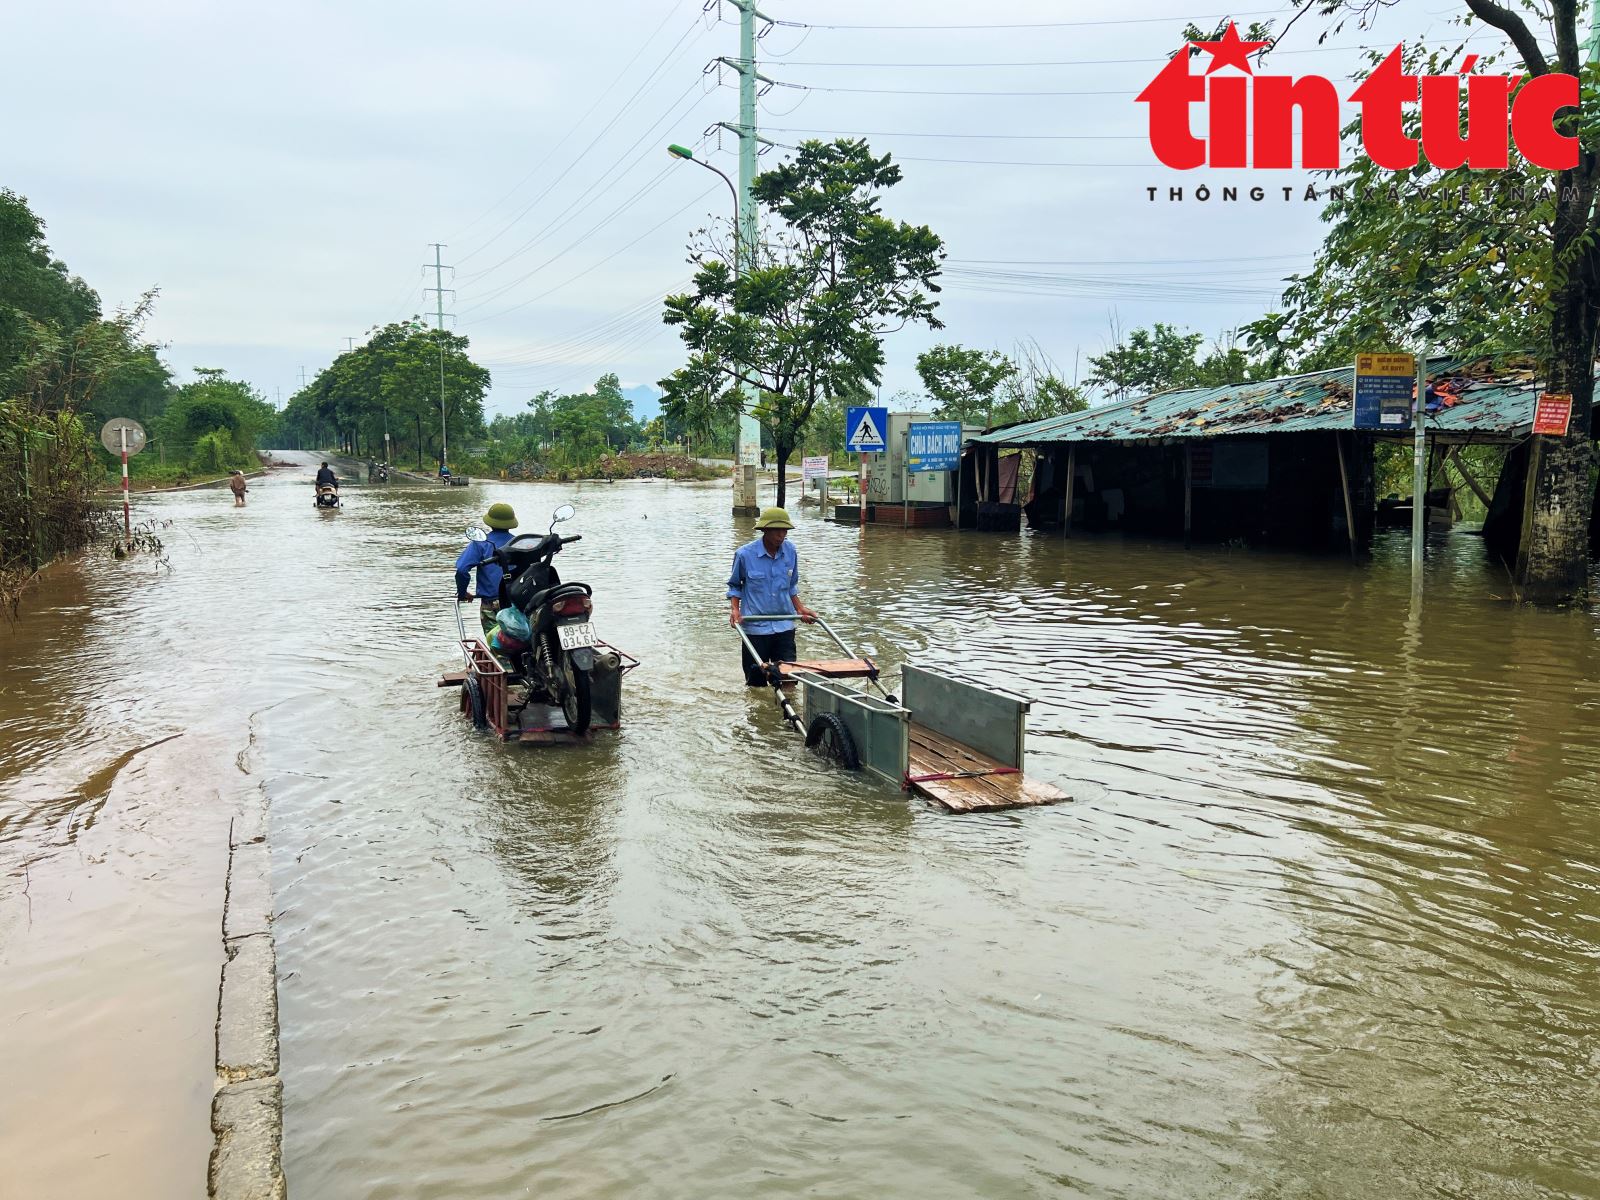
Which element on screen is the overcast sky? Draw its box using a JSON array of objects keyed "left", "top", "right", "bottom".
[{"left": 6, "top": 0, "right": 1493, "bottom": 416}]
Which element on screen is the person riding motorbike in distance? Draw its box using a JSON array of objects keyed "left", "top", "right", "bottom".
[{"left": 315, "top": 461, "right": 339, "bottom": 492}]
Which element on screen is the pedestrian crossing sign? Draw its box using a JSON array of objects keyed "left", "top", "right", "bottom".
[{"left": 846, "top": 405, "right": 888, "bottom": 452}]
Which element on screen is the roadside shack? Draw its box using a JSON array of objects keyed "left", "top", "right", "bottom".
[{"left": 959, "top": 356, "right": 1546, "bottom": 555}]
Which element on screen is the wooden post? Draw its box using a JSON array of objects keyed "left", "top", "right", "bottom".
[
  {"left": 1445, "top": 445, "right": 1493, "bottom": 509},
  {"left": 955, "top": 450, "right": 963, "bottom": 533},
  {"left": 1335, "top": 431, "right": 1358, "bottom": 562},
  {"left": 1183, "top": 442, "right": 1193, "bottom": 547},
  {"left": 1063, "top": 445, "right": 1076, "bottom": 539}
]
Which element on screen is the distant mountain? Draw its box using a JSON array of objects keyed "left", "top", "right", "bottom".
[{"left": 624, "top": 383, "right": 662, "bottom": 422}]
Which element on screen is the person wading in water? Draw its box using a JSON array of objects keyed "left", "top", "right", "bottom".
[
  {"left": 727, "top": 507, "right": 817, "bottom": 685},
  {"left": 456, "top": 503, "right": 518, "bottom": 630}
]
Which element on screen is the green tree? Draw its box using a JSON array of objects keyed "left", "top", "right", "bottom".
[
  {"left": 1243, "top": 43, "right": 1551, "bottom": 371},
  {"left": 1085, "top": 323, "right": 1207, "bottom": 400},
  {"left": 660, "top": 138, "right": 945, "bottom": 505},
  {"left": 993, "top": 340, "right": 1089, "bottom": 424},
  {"left": 916, "top": 344, "right": 1017, "bottom": 424},
  {"left": 161, "top": 371, "right": 274, "bottom": 470},
  {"left": 280, "top": 321, "right": 489, "bottom": 468},
  {"left": 1272, "top": 4, "right": 1598, "bottom": 599}
]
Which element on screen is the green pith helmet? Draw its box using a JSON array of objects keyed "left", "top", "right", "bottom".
[
  {"left": 754, "top": 506, "right": 794, "bottom": 530},
  {"left": 483, "top": 502, "right": 517, "bottom": 530}
]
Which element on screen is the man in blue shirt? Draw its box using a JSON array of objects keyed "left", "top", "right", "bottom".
[
  {"left": 728, "top": 507, "right": 816, "bottom": 686},
  {"left": 456, "top": 502, "right": 518, "bottom": 621}
]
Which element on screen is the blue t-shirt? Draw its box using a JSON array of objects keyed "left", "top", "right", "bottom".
[
  {"left": 727, "top": 537, "right": 800, "bottom": 634},
  {"left": 455, "top": 529, "right": 514, "bottom": 601}
]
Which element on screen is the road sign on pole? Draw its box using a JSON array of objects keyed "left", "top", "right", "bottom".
[
  {"left": 100, "top": 418, "right": 146, "bottom": 547},
  {"left": 846, "top": 407, "right": 887, "bottom": 528},
  {"left": 845, "top": 406, "right": 887, "bottom": 452}
]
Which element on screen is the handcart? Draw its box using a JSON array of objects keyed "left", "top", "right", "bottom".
[
  {"left": 440, "top": 598, "right": 638, "bottom": 744},
  {"left": 736, "top": 614, "right": 1069, "bottom": 813}
]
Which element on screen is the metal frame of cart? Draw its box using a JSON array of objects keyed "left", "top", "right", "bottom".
[
  {"left": 736, "top": 615, "right": 1067, "bottom": 813},
  {"left": 439, "top": 614, "right": 639, "bottom": 744}
]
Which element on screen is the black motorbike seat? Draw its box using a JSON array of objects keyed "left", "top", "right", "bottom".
[{"left": 528, "top": 582, "right": 592, "bottom": 612}]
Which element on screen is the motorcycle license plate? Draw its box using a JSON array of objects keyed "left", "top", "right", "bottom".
[{"left": 557, "top": 622, "right": 598, "bottom": 651}]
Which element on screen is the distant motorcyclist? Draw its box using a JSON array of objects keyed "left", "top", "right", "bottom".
[{"left": 315, "top": 462, "right": 339, "bottom": 491}]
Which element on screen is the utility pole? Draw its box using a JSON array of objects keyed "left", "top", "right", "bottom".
[
  {"left": 299, "top": 366, "right": 308, "bottom": 388},
  {"left": 345, "top": 337, "right": 356, "bottom": 352},
  {"left": 718, "top": 0, "right": 778, "bottom": 516},
  {"left": 425, "top": 243, "right": 455, "bottom": 472}
]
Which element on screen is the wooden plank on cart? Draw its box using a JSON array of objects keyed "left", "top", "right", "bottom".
[
  {"left": 439, "top": 671, "right": 467, "bottom": 687},
  {"left": 906, "top": 723, "right": 1068, "bottom": 813},
  {"left": 774, "top": 658, "right": 877, "bottom": 682}
]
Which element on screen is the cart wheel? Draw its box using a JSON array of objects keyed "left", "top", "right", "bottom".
[
  {"left": 463, "top": 676, "right": 487, "bottom": 730},
  {"left": 805, "top": 712, "right": 859, "bottom": 771}
]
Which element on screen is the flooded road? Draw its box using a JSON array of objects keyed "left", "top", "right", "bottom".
[{"left": 4, "top": 458, "right": 1599, "bottom": 1198}]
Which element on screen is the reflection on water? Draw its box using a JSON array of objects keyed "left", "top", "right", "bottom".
[{"left": 2, "top": 461, "right": 1597, "bottom": 1198}]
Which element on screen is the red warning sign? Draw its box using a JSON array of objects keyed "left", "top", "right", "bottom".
[{"left": 1532, "top": 393, "right": 1572, "bottom": 436}]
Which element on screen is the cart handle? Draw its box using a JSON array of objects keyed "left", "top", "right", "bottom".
[{"left": 736, "top": 612, "right": 893, "bottom": 702}]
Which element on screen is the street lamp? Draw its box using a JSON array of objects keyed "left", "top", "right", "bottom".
[
  {"left": 668, "top": 143, "right": 760, "bottom": 514},
  {"left": 667, "top": 145, "right": 738, "bottom": 239}
]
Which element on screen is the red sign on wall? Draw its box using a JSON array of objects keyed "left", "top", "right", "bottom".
[{"left": 1532, "top": 393, "right": 1573, "bottom": 436}]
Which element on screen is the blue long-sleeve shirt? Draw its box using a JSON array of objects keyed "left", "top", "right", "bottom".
[
  {"left": 727, "top": 537, "right": 799, "bottom": 634},
  {"left": 455, "top": 529, "right": 514, "bottom": 601}
]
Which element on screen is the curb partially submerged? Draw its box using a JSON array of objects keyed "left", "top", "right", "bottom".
[{"left": 211, "top": 789, "right": 286, "bottom": 1198}]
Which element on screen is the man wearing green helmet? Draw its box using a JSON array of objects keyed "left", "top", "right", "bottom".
[
  {"left": 456, "top": 502, "right": 518, "bottom": 618},
  {"left": 727, "top": 506, "right": 817, "bottom": 685}
]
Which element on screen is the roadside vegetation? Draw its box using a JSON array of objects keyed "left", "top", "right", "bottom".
[{"left": 1, "top": 189, "right": 279, "bottom": 608}]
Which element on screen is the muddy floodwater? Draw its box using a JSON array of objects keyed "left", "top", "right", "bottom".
[{"left": 3, "top": 458, "right": 1599, "bottom": 1199}]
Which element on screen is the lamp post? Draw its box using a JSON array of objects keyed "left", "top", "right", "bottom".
[{"left": 667, "top": 143, "right": 761, "bottom": 514}]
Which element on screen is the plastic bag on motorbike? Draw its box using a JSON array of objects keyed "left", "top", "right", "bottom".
[{"left": 495, "top": 607, "right": 532, "bottom": 642}]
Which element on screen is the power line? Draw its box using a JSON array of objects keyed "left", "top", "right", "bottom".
[
  {"left": 456, "top": 81, "right": 716, "bottom": 291},
  {"left": 448, "top": 1, "right": 685, "bottom": 248},
  {"left": 453, "top": 12, "right": 714, "bottom": 268},
  {"left": 767, "top": 125, "right": 1147, "bottom": 140},
  {"left": 753, "top": 44, "right": 1402, "bottom": 68},
  {"left": 463, "top": 183, "right": 717, "bottom": 327},
  {"left": 767, "top": 8, "right": 1281, "bottom": 31},
  {"left": 771, "top": 82, "right": 1133, "bottom": 96}
]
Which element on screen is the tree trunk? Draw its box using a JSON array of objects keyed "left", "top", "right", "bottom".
[
  {"left": 416, "top": 416, "right": 424, "bottom": 470},
  {"left": 1518, "top": 265, "right": 1598, "bottom": 602},
  {"left": 774, "top": 443, "right": 793, "bottom": 508}
]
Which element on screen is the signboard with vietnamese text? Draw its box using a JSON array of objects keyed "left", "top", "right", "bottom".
[
  {"left": 801, "top": 455, "right": 829, "bottom": 481},
  {"left": 1532, "top": 393, "right": 1572, "bottom": 436},
  {"left": 906, "top": 421, "right": 962, "bottom": 472},
  {"left": 1353, "top": 352, "right": 1417, "bottom": 430}
]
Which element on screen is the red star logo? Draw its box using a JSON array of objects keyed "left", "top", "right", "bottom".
[{"left": 1193, "top": 21, "right": 1271, "bottom": 74}]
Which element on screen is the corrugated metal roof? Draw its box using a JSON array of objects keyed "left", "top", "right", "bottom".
[{"left": 972, "top": 355, "right": 1545, "bottom": 446}]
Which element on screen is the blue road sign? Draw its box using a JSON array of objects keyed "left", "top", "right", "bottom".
[
  {"left": 907, "top": 421, "right": 962, "bottom": 471},
  {"left": 845, "top": 405, "right": 888, "bottom": 453}
]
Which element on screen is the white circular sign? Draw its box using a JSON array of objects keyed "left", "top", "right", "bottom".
[{"left": 99, "top": 417, "right": 147, "bottom": 457}]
